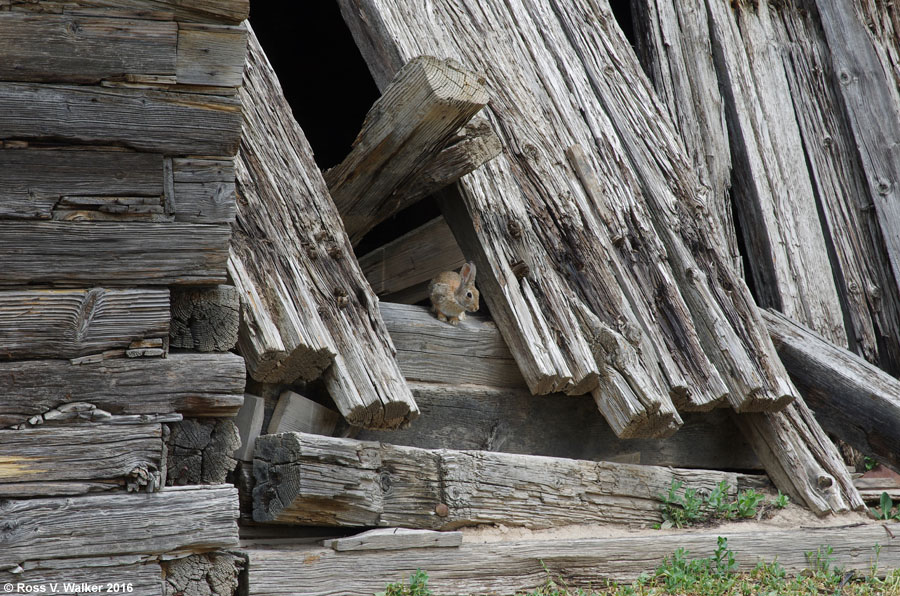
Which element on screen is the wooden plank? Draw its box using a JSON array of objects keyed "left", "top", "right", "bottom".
[
  {"left": 233, "top": 27, "right": 417, "bottom": 429},
  {"left": 323, "top": 528, "right": 463, "bottom": 552},
  {"left": 0, "top": 149, "right": 163, "bottom": 220},
  {"left": 0, "top": 485, "right": 239, "bottom": 566},
  {"left": 324, "top": 55, "right": 489, "bottom": 246},
  {"left": 356, "top": 382, "right": 762, "bottom": 471},
  {"left": 267, "top": 391, "right": 340, "bottom": 436},
  {"left": 64, "top": 0, "right": 251, "bottom": 24},
  {"left": 0, "top": 352, "right": 246, "bottom": 427},
  {"left": 0, "top": 83, "right": 241, "bottom": 156},
  {"left": 764, "top": 309, "right": 900, "bottom": 473},
  {"left": 0, "top": 222, "right": 229, "bottom": 286},
  {"left": 359, "top": 217, "right": 465, "bottom": 300},
  {"left": 0, "top": 12, "right": 176, "bottom": 84},
  {"left": 0, "top": 423, "right": 163, "bottom": 496},
  {"left": 245, "top": 522, "right": 900, "bottom": 595},
  {"left": 0, "top": 557, "right": 163, "bottom": 596},
  {"left": 171, "top": 157, "right": 237, "bottom": 223},
  {"left": 253, "top": 431, "right": 750, "bottom": 529},
  {"left": 814, "top": 0, "right": 900, "bottom": 307},
  {"left": 380, "top": 302, "right": 526, "bottom": 389},
  {"left": 170, "top": 285, "right": 239, "bottom": 351},
  {"left": 176, "top": 22, "right": 248, "bottom": 88},
  {"left": 233, "top": 394, "right": 265, "bottom": 462},
  {"left": 0, "top": 288, "right": 169, "bottom": 359}
]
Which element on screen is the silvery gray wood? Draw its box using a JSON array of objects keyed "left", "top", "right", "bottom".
[
  {"left": 175, "top": 22, "right": 247, "bottom": 88},
  {"left": 13, "top": 0, "right": 251, "bottom": 24},
  {"left": 267, "top": 391, "right": 340, "bottom": 437},
  {"left": 233, "top": 394, "right": 265, "bottom": 462},
  {"left": 244, "top": 522, "right": 900, "bottom": 595},
  {"left": 231, "top": 27, "right": 417, "bottom": 429},
  {"left": 0, "top": 556, "right": 162, "bottom": 596},
  {"left": 253, "top": 431, "right": 751, "bottom": 529},
  {"left": 0, "top": 352, "right": 245, "bottom": 427},
  {"left": 323, "top": 528, "right": 463, "bottom": 552},
  {"left": 170, "top": 285, "right": 239, "bottom": 351},
  {"left": 166, "top": 418, "right": 239, "bottom": 486}
]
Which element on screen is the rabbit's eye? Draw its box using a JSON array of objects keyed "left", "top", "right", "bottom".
[{"left": 466, "top": 292, "right": 473, "bottom": 299}]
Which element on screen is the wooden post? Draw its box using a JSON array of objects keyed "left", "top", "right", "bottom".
[
  {"left": 324, "top": 55, "right": 490, "bottom": 245},
  {"left": 253, "top": 431, "right": 755, "bottom": 529},
  {"left": 231, "top": 27, "right": 417, "bottom": 429}
]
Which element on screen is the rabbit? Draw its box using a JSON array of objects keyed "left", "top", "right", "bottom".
[{"left": 428, "top": 262, "right": 479, "bottom": 325}]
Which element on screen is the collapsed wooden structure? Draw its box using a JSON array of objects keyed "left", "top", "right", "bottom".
[{"left": 4, "top": 0, "right": 900, "bottom": 594}]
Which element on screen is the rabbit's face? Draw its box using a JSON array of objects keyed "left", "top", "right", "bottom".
[{"left": 461, "top": 285, "right": 479, "bottom": 312}]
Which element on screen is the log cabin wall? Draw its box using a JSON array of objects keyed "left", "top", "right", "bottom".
[{"left": 0, "top": 1, "right": 249, "bottom": 593}]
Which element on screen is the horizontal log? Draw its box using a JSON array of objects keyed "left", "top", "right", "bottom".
[
  {"left": 0, "top": 352, "right": 246, "bottom": 427},
  {"left": 0, "top": 485, "right": 239, "bottom": 566},
  {"left": 380, "top": 302, "right": 526, "bottom": 388},
  {"left": 325, "top": 55, "right": 489, "bottom": 245},
  {"left": 253, "top": 432, "right": 750, "bottom": 529},
  {"left": 0, "top": 83, "right": 241, "bottom": 155},
  {"left": 0, "top": 556, "right": 163, "bottom": 596},
  {"left": 764, "top": 309, "right": 900, "bottom": 472},
  {"left": 71, "top": 0, "right": 250, "bottom": 24},
  {"left": 358, "top": 216, "right": 465, "bottom": 300},
  {"left": 356, "top": 382, "right": 761, "bottom": 470},
  {"left": 0, "top": 288, "right": 169, "bottom": 360},
  {"left": 0, "top": 222, "right": 230, "bottom": 286},
  {"left": 0, "top": 12, "right": 177, "bottom": 84},
  {"left": 245, "top": 522, "right": 900, "bottom": 595},
  {"left": 323, "top": 528, "right": 463, "bottom": 551},
  {"left": 176, "top": 22, "right": 248, "bottom": 88},
  {"left": 0, "top": 423, "right": 164, "bottom": 496},
  {"left": 170, "top": 157, "right": 236, "bottom": 223}
]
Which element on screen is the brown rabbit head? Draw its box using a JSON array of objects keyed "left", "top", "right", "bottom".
[{"left": 455, "top": 262, "right": 479, "bottom": 313}]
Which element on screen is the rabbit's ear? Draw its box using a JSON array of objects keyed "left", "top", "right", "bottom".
[{"left": 460, "top": 262, "right": 476, "bottom": 284}]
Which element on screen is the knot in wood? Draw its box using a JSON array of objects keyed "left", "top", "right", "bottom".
[
  {"left": 379, "top": 472, "right": 392, "bottom": 492},
  {"left": 434, "top": 503, "right": 449, "bottom": 517},
  {"left": 326, "top": 244, "right": 344, "bottom": 260},
  {"left": 333, "top": 289, "right": 349, "bottom": 309},
  {"left": 507, "top": 219, "right": 522, "bottom": 239},
  {"left": 510, "top": 260, "right": 530, "bottom": 280},
  {"left": 816, "top": 474, "right": 834, "bottom": 489},
  {"left": 876, "top": 178, "right": 892, "bottom": 196}
]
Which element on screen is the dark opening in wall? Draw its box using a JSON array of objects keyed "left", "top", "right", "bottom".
[
  {"left": 249, "top": 3, "right": 380, "bottom": 170},
  {"left": 608, "top": 0, "right": 638, "bottom": 49}
]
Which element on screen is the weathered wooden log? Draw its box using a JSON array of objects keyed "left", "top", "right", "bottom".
[
  {"left": 166, "top": 418, "right": 240, "bottom": 485},
  {"left": 170, "top": 285, "right": 239, "bottom": 352},
  {"left": 175, "top": 22, "right": 248, "bottom": 88},
  {"left": 253, "top": 431, "right": 753, "bottom": 529},
  {"left": 0, "top": 222, "right": 229, "bottom": 286},
  {"left": 324, "top": 55, "right": 489, "bottom": 245},
  {"left": 0, "top": 352, "right": 245, "bottom": 427},
  {"left": 0, "top": 423, "right": 164, "bottom": 497},
  {"left": 268, "top": 391, "right": 340, "bottom": 436},
  {"left": 0, "top": 83, "right": 241, "bottom": 155},
  {"left": 380, "top": 302, "right": 526, "bottom": 389},
  {"left": 0, "top": 150, "right": 235, "bottom": 224},
  {"left": 359, "top": 216, "right": 465, "bottom": 302},
  {"left": 245, "top": 522, "right": 900, "bottom": 595},
  {"left": 233, "top": 394, "right": 265, "bottom": 462},
  {"left": 232, "top": 27, "right": 417, "bottom": 428},
  {"left": 764, "top": 309, "right": 900, "bottom": 473},
  {"left": 355, "top": 382, "right": 762, "bottom": 471},
  {"left": 0, "top": 288, "right": 169, "bottom": 359},
  {"left": 12, "top": 1, "right": 252, "bottom": 25},
  {"left": 0, "top": 485, "right": 239, "bottom": 566},
  {"left": 0, "top": 557, "right": 163, "bottom": 596},
  {"left": 162, "top": 552, "right": 244, "bottom": 596},
  {"left": 323, "top": 528, "right": 463, "bottom": 552}
]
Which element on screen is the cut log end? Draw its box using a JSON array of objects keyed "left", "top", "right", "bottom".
[
  {"left": 344, "top": 400, "right": 419, "bottom": 430},
  {"left": 248, "top": 346, "right": 335, "bottom": 385},
  {"left": 728, "top": 388, "right": 796, "bottom": 414}
]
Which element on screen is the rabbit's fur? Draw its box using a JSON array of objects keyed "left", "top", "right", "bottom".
[{"left": 428, "top": 262, "right": 479, "bottom": 325}]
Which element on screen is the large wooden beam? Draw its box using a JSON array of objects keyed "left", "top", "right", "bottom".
[
  {"left": 0, "top": 83, "right": 241, "bottom": 156},
  {"left": 356, "top": 382, "right": 761, "bottom": 471},
  {"left": 0, "top": 288, "right": 169, "bottom": 359},
  {"left": 0, "top": 423, "right": 164, "bottom": 497},
  {"left": 324, "top": 55, "right": 489, "bottom": 245},
  {"left": 0, "top": 557, "right": 163, "bottom": 596},
  {"left": 0, "top": 485, "right": 239, "bottom": 566},
  {"left": 13, "top": 1, "right": 252, "bottom": 25},
  {"left": 245, "top": 522, "right": 900, "bottom": 595},
  {"left": 0, "top": 352, "right": 246, "bottom": 426},
  {"left": 0, "top": 222, "right": 229, "bottom": 286},
  {"left": 253, "top": 432, "right": 753, "bottom": 529},
  {"left": 232, "top": 27, "right": 417, "bottom": 428},
  {"left": 764, "top": 309, "right": 900, "bottom": 473}
]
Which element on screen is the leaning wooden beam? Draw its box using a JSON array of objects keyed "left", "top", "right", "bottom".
[
  {"left": 356, "top": 382, "right": 762, "bottom": 471},
  {"left": 0, "top": 222, "right": 229, "bottom": 286},
  {"left": 0, "top": 423, "right": 164, "bottom": 497},
  {"left": 253, "top": 432, "right": 750, "bottom": 529},
  {"left": 0, "top": 352, "right": 246, "bottom": 427},
  {"left": 764, "top": 309, "right": 900, "bottom": 473},
  {"left": 232, "top": 27, "right": 417, "bottom": 428},
  {"left": 0, "top": 557, "right": 163, "bottom": 596},
  {"left": 324, "top": 55, "right": 489, "bottom": 246},
  {"left": 0, "top": 288, "right": 168, "bottom": 359},
  {"left": 359, "top": 216, "right": 465, "bottom": 302},
  {"left": 244, "top": 522, "right": 900, "bottom": 595},
  {"left": 0, "top": 485, "right": 239, "bottom": 566}
]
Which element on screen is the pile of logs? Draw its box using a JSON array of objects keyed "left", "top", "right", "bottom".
[{"left": 0, "top": 1, "right": 248, "bottom": 593}]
